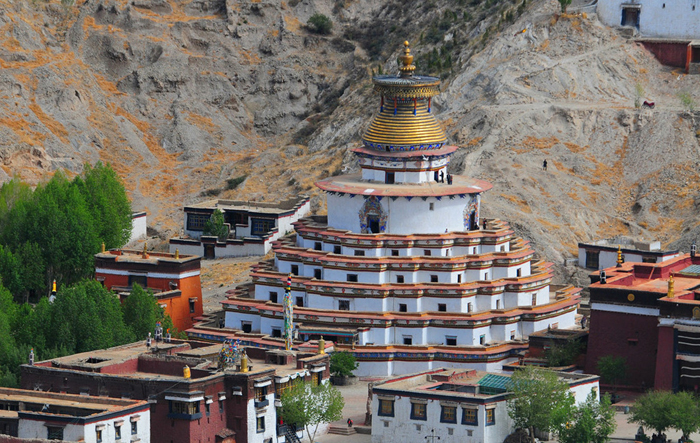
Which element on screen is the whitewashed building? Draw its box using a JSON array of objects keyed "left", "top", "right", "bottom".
[
  {"left": 370, "top": 368, "right": 600, "bottom": 443},
  {"left": 169, "top": 195, "right": 311, "bottom": 258},
  {"left": 0, "top": 387, "right": 150, "bottom": 443},
  {"left": 221, "top": 42, "right": 581, "bottom": 376},
  {"left": 597, "top": 0, "right": 700, "bottom": 39},
  {"left": 578, "top": 237, "right": 679, "bottom": 270}
]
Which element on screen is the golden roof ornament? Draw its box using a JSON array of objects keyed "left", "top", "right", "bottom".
[
  {"left": 668, "top": 274, "right": 675, "bottom": 298},
  {"left": 399, "top": 41, "right": 415, "bottom": 78},
  {"left": 616, "top": 245, "right": 623, "bottom": 267}
]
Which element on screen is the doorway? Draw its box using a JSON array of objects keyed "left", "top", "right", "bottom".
[
  {"left": 621, "top": 7, "right": 640, "bottom": 29},
  {"left": 368, "top": 215, "right": 381, "bottom": 233},
  {"left": 204, "top": 244, "right": 215, "bottom": 259}
]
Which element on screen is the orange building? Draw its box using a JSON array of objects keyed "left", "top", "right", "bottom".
[{"left": 94, "top": 248, "right": 203, "bottom": 331}]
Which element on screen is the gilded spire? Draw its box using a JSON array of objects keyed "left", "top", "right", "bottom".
[
  {"left": 399, "top": 41, "right": 415, "bottom": 78},
  {"left": 616, "top": 245, "right": 623, "bottom": 267},
  {"left": 668, "top": 274, "right": 675, "bottom": 298}
]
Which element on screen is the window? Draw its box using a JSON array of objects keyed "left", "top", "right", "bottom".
[
  {"left": 291, "top": 265, "right": 299, "bottom": 275},
  {"left": 187, "top": 213, "right": 209, "bottom": 231},
  {"left": 483, "top": 272, "right": 488, "bottom": 280},
  {"left": 479, "top": 335, "right": 485, "bottom": 345},
  {"left": 447, "top": 428, "right": 454, "bottom": 436},
  {"left": 47, "top": 427, "right": 64, "bottom": 440},
  {"left": 486, "top": 408, "right": 495, "bottom": 426},
  {"left": 496, "top": 300, "right": 500, "bottom": 309},
  {"left": 385, "top": 172, "right": 395, "bottom": 184},
  {"left": 445, "top": 336, "right": 457, "bottom": 346},
  {"left": 399, "top": 304, "right": 407, "bottom": 312},
  {"left": 438, "top": 303, "right": 446, "bottom": 312},
  {"left": 314, "top": 242, "right": 322, "bottom": 251},
  {"left": 251, "top": 218, "right": 274, "bottom": 236},
  {"left": 170, "top": 401, "right": 200, "bottom": 415},
  {"left": 457, "top": 274, "right": 462, "bottom": 283},
  {"left": 516, "top": 268, "right": 522, "bottom": 277},
  {"left": 354, "top": 250, "right": 365, "bottom": 256},
  {"left": 256, "top": 416, "right": 265, "bottom": 433},
  {"left": 255, "top": 386, "right": 267, "bottom": 402},
  {"left": 205, "top": 402, "right": 210, "bottom": 416},
  {"left": 296, "top": 296, "right": 304, "bottom": 307},
  {"left": 391, "top": 250, "right": 399, "bottom": 256},
  {"left": 467, "top": 302, "right": 473, "bottom": 313},
  {"left": 314, "top": 269, "right": 322, "bottom": 279},
  {"left": 424, "top": 250, "right": 432, "bottom": 256},
  {"left": 347, "top": 274, "right": 358, "bottom": 282},
  {"left": 131, "top": 422, "right": 137, "bottom": 435},
  {"left": 96, "top": 429, "right": 102, "bottom": 443},
  {"left": 189, "top": 299, "right": 196, "bottom": 313},
  {"left": 462, "top": 408, "right": 478, "bottom": 425},
  {"left": 532, "top": 294, "right": 537, "bottom": 306},
  {"left": 472, "top": 247, "right": 477, "bottom": 254},
  {"left": 510, "top": 331, "right": 516, "bottom": 340},
  {"left": 430, "top": 275, "right": 438, "bottom": 283},
  {"left": 585, "top": 251, "right": 600, "bottom": 269},
  {"left": 403, "top": 336, "right": 413, "bottom": 345},
  {"left": 334, "top": 245, "right": 341, "bottom": 254},
  {"left": 415, "top": 424, "right": 422, "bottom": 431},
  {"left": 241, "top": 322, "right": 252, "bottom": 333},
  {"left": 467, "top": 430, "right": 473, "bottom": 436},
  {"left": 115, "top": 425, "right": 121, "bottom": 440},
  {"left": 269, "top": 292, "right": 278, "bottom": 303},
  {"left": 429, "top": 202, "right": 434, "bottom": 211},
  {"left": 396, "top": 275, "right": 405, "bottom": 283},
  {"left": 410, "top": 402, "right": 427, "bottom": 420},
  {"left": 339, "top": 300, "right": 350, "bottom": 310},
  {"left": 378, "top": 399, "right": 395, "bottom": 417},
  {"left": 383, "top": 421, "right": 389, "bottom": 427},
  {"left": 219, "top": 399, "right": 224, "bottom": 413},
  {"left": 441, "top": 406, "right": 457, "bottom": 423},
  {"left": 128, "top": 275, "right": 147, "bottom": 288},
  {"left": 271, "top": 328, "right": 282, "bottom": 338}
]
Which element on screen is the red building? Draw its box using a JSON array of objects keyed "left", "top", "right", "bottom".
[
  {"left": 95, "top": 248, "right": 203, "bottom": 331},
  {"left": 20, "top": 340, "right": 331, "bottom": 443},
  {"left": 585, "top": 251, "right": 700, "bottom": 391}
]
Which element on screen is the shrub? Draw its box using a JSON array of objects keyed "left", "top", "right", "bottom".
[
  {"left": 330, "top": 351, "right": 358, "bottom": 377},
  {"left": 307, "top": 14, "right": 333, "bottom": 35}
]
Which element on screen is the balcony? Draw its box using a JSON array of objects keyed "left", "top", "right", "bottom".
[{"left": 254, "top": 398, "right": 269, "bottom": 409}]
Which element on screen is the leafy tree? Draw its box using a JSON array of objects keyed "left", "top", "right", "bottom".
[
  {"left": 555, "top": 391, "right": 616, "bottom": 443},
  {"left": 74, "top": 162, "right": 132, "bottom": 249},
  {"left": 544, "top": 340, "right": 582, "bottom": 367},
  {"left": 668, "top": 391, "right": 700, "bottom": 439},
  {"left": 507, "top": 366, "right": 574, "bottom": 441},
  {"left": 123, "top": 283, "right": 174, "bottom": 340},
  {"left": 280, "top": 382, "right": 344, "bottom": 443},
  {"left": 307, "top": 14, "right": 333, "bottom": 35},
  {"left": 559, "top": 0, "right": 571, "bottom": 12},
  {"left": 203, "top": 209, "right": 228, "bottom": 241},
  {"left": 0, "top": 244, "right": 21, "bottom": 296},
  {"left": 628, "top": 390, "right": 674, "bottom": 436},
  {"left": 597, "top": 355, "right": 627, "bottom": 392},
  {"left": 330, "top": 351, "right": 359, "bottom": 377}
]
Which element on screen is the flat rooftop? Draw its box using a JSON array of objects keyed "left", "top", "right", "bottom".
[
  {"left": 316, "top": 174, "right": 493, "bottom": 197},
  {"left": 95, "top": 248, "right": 200, "bottom": 265},
  {"left": 185, "top": 195, "right": 309, "bottom": 214}
]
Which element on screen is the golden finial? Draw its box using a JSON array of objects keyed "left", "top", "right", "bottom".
[
  {"left": 101, "top": 242, "right": 105, "bottom": 253},
  {"left": 616, "top": 245, "right": 623, "bottom": 267},
  {"left": 183, "top": 365, "right": 191, "bottom": 379},
  {"left": 399, "top": 41, "right": 415, "bottom": 78},
  {"left": 142, "top": 243, "right": 148, "bottom": 259},
  {"left": 240, "top": 349, "right": 249, "bottom": 373},
  {"left": 668, "top": 274, "right": 675, "bottom": 298},
  {"left": 318, "top": 336, "right": 326, "bottom": 354},
  {"left": 175, "top": 248, "right": 180, "bottom": 260}
]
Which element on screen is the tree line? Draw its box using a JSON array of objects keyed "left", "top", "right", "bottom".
[{"left": 0, "top": 163, "right": 172, "bottom": 388}]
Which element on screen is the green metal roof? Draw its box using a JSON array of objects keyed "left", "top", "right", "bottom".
[
  {"left": 678, "top": 265, "right": 700, "bottom": 276},
  {"left": 477, "top": 374, "right": 511, "bottom": 394}
]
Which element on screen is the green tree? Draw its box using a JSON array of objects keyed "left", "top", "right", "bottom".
[
  {"left": 597, "top": 355, "right": 627, "bottom": 392},
  {"left": 74, "top": 162, "right": 132, "bottom": 249},
  {"left": 330, "top": 351, "right": 358, "bottom": 377},
  {"left": 280, "top": 382, "right": 344, "bottom": 443},
  {"left": 555, "top": 391, "right": 617, "bottom": 443},
  {"left": 203, "top": 209, "right": 228, "bottom": 241},
  {"left": 507, "top": 366, "right": 574, "bottom": 441},
  {"left": 628, "top": 390, "right": 674, "bottom": 436},
  {"left": 668, "top": 391, "right": 700, "bottom": 439},
  {"left": 544, "top": 340, "right": 582, "bottom": 367},
  {"left": 559, "top": 0, "right": 571, "bottom": 12},
  {"left": 307, "top": 14, "right": 333, "bottom": 35},
  {"left": 123, "top": 283, "right": 174, "bottom": 340}
]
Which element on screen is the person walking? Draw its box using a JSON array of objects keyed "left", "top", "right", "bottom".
[{"left": 542, "top": 159, "right": 548, "bottom": 171}]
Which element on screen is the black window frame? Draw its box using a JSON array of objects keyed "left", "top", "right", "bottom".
[
  {"left": 462, "top": 408, "right": 478, "bottom": 425},
  {"left": 338, "top": 300, "right": 350, "bottom": 311},
  {"left": 440, "top": 405, "right": 457, "bottom": 424},
  {"left": 585, "top": 250, "right": 600, "bottom": 269},
  {"left": 438, "top": 303, "right": 447, "bottom": 312},
  {"left": 269, "top": 292, "right": 278, "bottom": 303},
  {"left": 347, "top": 274, "right": 358, "bottom": 282},
  {"left": 378, "top": 399, "right": 395, "bottom": 417},
  {"left": 410, "top": 402, "right": 427, "bottom": 421},
  {"left": 47, "top": 426, "right": 64, "bottom": 440},
  {"left": 186, "top": 213, "right": 209, "bottom": 231},
  {"left": 256, "top": 416, "right": 265, "bottom": 433}
]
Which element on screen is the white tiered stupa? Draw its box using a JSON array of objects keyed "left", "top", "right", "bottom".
[{"left": 221, "top": 42, "right": 581, "bottom": 376}]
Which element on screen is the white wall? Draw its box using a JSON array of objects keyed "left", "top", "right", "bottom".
[
  {"left": 597, "top": 0, "right": 700, "bottom": 39},
  {"left": 128, "top": 213, "right": 147, "bottom": 245},
  {"left": 326, "top": 194, "right": 481, "bottom": 235},
  {"left": 246, "top": 392, "right": 276, "bottom": 443},
  {"left": 18, "top": 411, "right": 150, "bottom": 443}
]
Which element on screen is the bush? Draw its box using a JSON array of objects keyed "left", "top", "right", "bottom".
[
  {"left": 307, "top": 14, "right": 333, "bottom": 35},
  {"left": 330, "top": 351, "right": 358, "bottom": 377},
  {"left": 226, "top": 175, "right": 247, "bottom": 190}
]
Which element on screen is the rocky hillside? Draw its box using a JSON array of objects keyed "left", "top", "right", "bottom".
[{"left": 1, "top": 0, "right": 699, "bottom": 283}]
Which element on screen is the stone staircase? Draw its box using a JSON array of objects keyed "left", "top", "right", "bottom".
[{"left": 327, "top": 425, "right": 357, "bottom": 436}]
